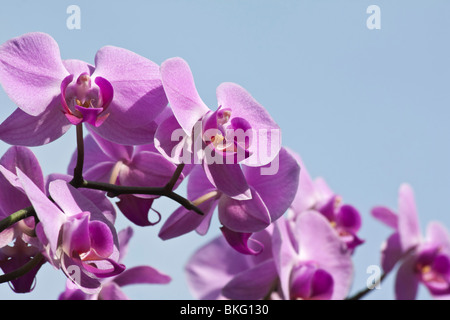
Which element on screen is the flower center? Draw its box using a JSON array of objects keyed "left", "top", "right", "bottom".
[{"left": 61, "top": 73, "right": 113, "bottom": 127}]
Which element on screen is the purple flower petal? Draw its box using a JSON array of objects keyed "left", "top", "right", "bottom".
[
  {"left": 242, "top": 147, "right": 300, "bottom": 222},
  {"left": 371, "top": 206, "right": 398, "bottom": 229},
  {"left": 398, "top": 184, "right": 422, "bottom": 251},
  {"left": 116, "top": 195, "right": 156, "bottom": 227},
  {"left": 17, "top": 169, "right": 65, "bottom": 258},
  {"left": 220, "top": 226, "right": 264, "bottom": 256},
  {"left": 288, "top": 151, "right": 316, "bottom": 213},
  {"left": 98, "top": 282, "right": 128, "bottom": 300},
  {"left": 222, "top": 259, "right": 278, "bottom": 300},
  {"left": 113, "top": 266, "right": 171, "bottom": 287},
  {"left": 118, "top": 151, "right": 180, "bottom": 189},
  {"left": 426, "top": 222, "right": 450, "bottom": 254},
  {"left": 203, "top": 162, "right": 251, "bottom": 200},
  {"left": 158, "top": 198, "right": 218, "bottom": 240},
  {"left": 216, "top": 82, "right": 281, "bottom": 166},
  {"left": 88, "top": 129, "right": 133, "bottom": 163},
  {"left": 395, "top": 254, "right": 419, "bottom": 300},
  {"left": 154, "top": 112, "right": 193, "bottom": 164},
  {"left": 296, "top": 210, "right": 353, "bottom": 300},
  {"left": 93, "top": 46, "right": 167, "bottom": 128},
  {"left": 272, "top": 218, "right": 299, "bottom": 299},
  {"left": 160, "top": 57, "right": 209, "bottom": 134},
  {"left": 336, "top": 204, "right": 362, "bottom": 234},
  {"left": 63, "top": 59, "right": 95, "bottom": 76},
  {"left": 62, "top": 212, "right": 91, "bottom": 257},
  {"left": 0, "top": 102, "right": 71, "bottom": 146},
  {"left": 381, "top": 232, "right": 403, "bottom": 273},
  {"left": 87, "top": 114, "right": 159, "bottom": 145},
  {"left": 60, "top": 254, "right": 101, "bottom": 295},
  {"left": 218, "top": 188, "right": 271, "bottom": 233},
  {"left": 0, "top": 32, "right": 69, "bottom": 116},
  {"left": 0, "top": 146, "right": 44, "bottom": 215},
  {"left": 88, "top": 220, "right": 114, "bottom": 259},
  {"left": 185, "top": 235, "right": 252, "bottom": 300}
]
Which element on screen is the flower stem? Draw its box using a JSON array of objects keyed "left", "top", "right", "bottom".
[
  {"left": 70, "top": 124, "right": 85, "bottom": 187},
  {"left": 81, "top": 180, "right": 204, "bottom": 216},
  {"left": 346, "top": 272, "right": 387, "bottom": 300},
  {"left": 0, "top": 253, "right": 44, "bottom": 285},
  {"left": 0, "top": 206, "right": 35, "bottom": 234},
  {"left": 164, "top": 163, "right": 185, "bottom": 191}
]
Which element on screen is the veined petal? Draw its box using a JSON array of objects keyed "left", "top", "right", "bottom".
[
  {"left": 160, "top": 57, "right": 209, "bottom": 135},
  {"left": 118, "top": 151, "right": 180, "bottom": 189},
  {"left": 203, "top": 162, "right": 251, "bottom": 200},
  {"left": 185, "top": 235, "right": 252, "bottom": 300},
  {"left": 398, "top": 184, "right": 422, "bottom": 252},
  {"left": 371, "top": 206, "right": 398, "bottom": 230},
  {"left": 288, "top": 151, "right": 316, "bottom": 213},
  {"left": 381, "top": 232, "right": 403, "bottom": 273},
  {"left": 243, "top": 147, "right": 300, "bottom": 222},
  {"left": 113, "top": 266, "right": 171, "bottom": 287},
  {"left": 158, "top": 198, "right": 218, "bottom": 240},
  {"left": 220, "top": 226, "right": 264, "bottom": 256},
  {"left": 395, "top": 254, "right": 419, "bottom": 300},
  {"left": 0, "top": 101, "right": 71, "bottom": 146},
  {"left": 218, "top": 188, "right": 271, "bottom": 233},
  {"left": 63, "top": 59, "right": 95, "bottom": 76},
  {"left": 216, "top": 82, "right": 281, "bottom": 166},
  {"left": 0, "top": 146, "right": 44, "bottom": 215},
  {"left": 222, "top": 259, "right": 278, "bottom": 300},
  {"left": 87, "top": 114, "right": 159, "bottom": 145},
  {"left": 17, "top": 168, "right": 65, "bottom": 258},
  {"left": 93, "top": 46, "right": 167, "bottom": 127},
  {"left": 116, "top": 195, "right": 156, "bottom": 227},
  {"left": 272, "top": 218, "right": 298, "bottom": 300},
  {"left": 296, "top": 210, "right": 353, "bottom": 300},
  {"left": 0, "top": 32, "right": 69, "bottom": 116},
  {"left": 88, "top": 129, "right": 133, "bottom": 163}
]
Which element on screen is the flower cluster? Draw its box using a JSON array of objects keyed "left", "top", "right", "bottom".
[{"left": 0, "top": 32, "right": 447, "bottom": 300}]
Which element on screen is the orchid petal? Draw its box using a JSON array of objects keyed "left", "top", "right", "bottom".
[
  {"left": 0, "top": 102, "right": 71, "bottom": 146},
  {"left": 93, "top": 46, "right": 167, "bottom": 128},
  {"left": 371, "top": 206, "right": 398, "bottom": 229},
  {"left": 272, "top": 218, "right": 298, "bottom": 299},
  {"left": 243, "top": 147, "right": 300, "bottom": 221},
  {"left": 222, "top": 259, "right": 278, "bottom": 300},
  {"left": 220, "top": 226, "right": 264, "bottom": 256},
  {"left": 158, "top": 198, "right": 217, "bottom": 240},
  {"left": 398, "top": 184, "right": 422, "bottom": 251},
  {"left": 395, "top": 254, "right": 419, "bottom": 300},
  {"left": 203, "top": 162, "right": 251, "bottom": 200},
  {"left": 185, "top": 235, "right": 251, "bottom": 300},
  {"left": 218, "top": 188, "right": 270, "bottom": 233},
  {"left": 216, "top": 82, "right": 281, "bottom": 166},
  {"left": 87, "top": 115, "right": 159, "bottom": 145},
  {"left": 113, "top": 266, "right": 171, "bottom": 287},
  {"left": 116, "top": 195, "right": 156, "bottom": 227},
  {"left": 160, "top": 57, "right": 209, "bottom": 134},
  {"left": 17, "top": 169, "right": 65, "bottom": 258},
  {"left": 381, "top": 232, "right": 403, "bottom": 273},
  {"left": 296, "top": 211, "right": 353, "bottom": 300},
  {"left": 63, "top": 59, "right": 95, "bottom": 76},
  {"left": 0, "top": 32, "right": 69, "bottom": 116}
]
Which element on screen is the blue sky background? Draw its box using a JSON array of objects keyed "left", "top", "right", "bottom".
[{"left": 0, "top": 0, "right": 449, "bottom": 300}]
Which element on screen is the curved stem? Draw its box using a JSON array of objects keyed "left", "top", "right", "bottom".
[
  {"left": 70, "top": 124, "right": 85, "bottom": 187},
  {"left": 0, "top": 253, "right": 44, "bottom": 285},
  {"left": 81, "top": 180, "right": 204, "bottom": 216},
  {"left": 165, "top": 163, "right": 185, "bottom": 191},
  {"left": 0, "top": 206, "right": 35, "bottom": 234},
  {"left": 346, "top": 272, "right": 387, "bottom": 300}
]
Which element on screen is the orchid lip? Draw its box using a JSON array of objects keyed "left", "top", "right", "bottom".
[{"left": 60, "top": 73, "right": 114, "bottom": 126}]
